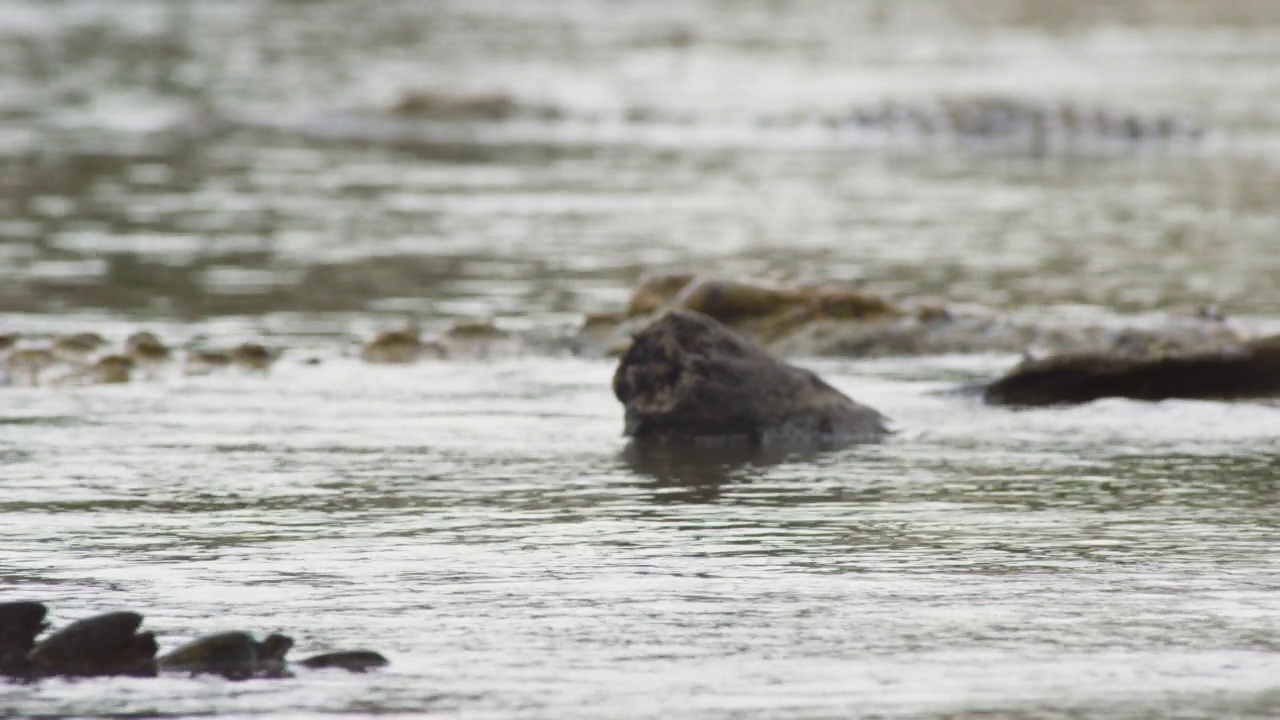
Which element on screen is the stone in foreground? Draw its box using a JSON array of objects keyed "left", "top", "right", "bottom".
[
  {"left": 0, "top": 602, "right": 390, "bottom": 682},
  {"left": 299, "top": 650, "right": 390, "bottom": 672},
  {"left": 613, "top": 310, "right": 889, "bottom": 445},
  {"left": 26, "top": 611, "right": 157, "bottom": 678},
  {"left": 0, "top": 602, "right": 48, "bottom": 676},
  {"left": 983, "top": 336, "right": 1280, "bottom": 406},
  {"left": 158, "top": 630, "right": 293, "bottom": 679}
]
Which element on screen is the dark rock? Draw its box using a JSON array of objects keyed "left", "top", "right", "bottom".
[
  {"left": 259, "top": 633, "right": 294, "bottom": 663},
  {"left": 299, "top": 650, "right": 390, "bottom": 672},
  {"left": 613, "top": 310, "right": 889, "bottom": 445},
  {"left": 2, "top": 604, "right": 390, "bottom": 681},
  {"left": 157, "top": 630, "right": 294, "bottom": 680},
  {"left": 27, "top": 611, "right": 157, "bottom": 677},
  {"left": 0, "top": 601, "right": 48, "bottom": 677},
  {"left": 983, "top": 337, "right": 1280, "bottom": 406}
]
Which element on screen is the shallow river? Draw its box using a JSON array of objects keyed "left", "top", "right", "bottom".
[{"left": 3, "top": 1, "right": 1280, "bottom": 718}]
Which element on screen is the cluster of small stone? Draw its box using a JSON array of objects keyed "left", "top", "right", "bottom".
[
  {"left": 0, "top": 331, "right": 276, "bottom": 387},
  {"left": 0, "top": 318, "right": 524, "bottom": 387},
  {"left": 359, "top": 318, "right": 517, "bottom": 364},
  {"left": 0, "top": 601, "right": 387, "bottom": 682}
]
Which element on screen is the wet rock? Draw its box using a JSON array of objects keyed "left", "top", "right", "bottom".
[
  {"left": 51, "top": 332, "right": 108, "bottom": 362},
  {"left": 86, "top": 354, "right": 135, "bottom": 384},
  {"left": 126, "top": 331, "right": 172, "bottom": 367},
  {"left": 184, "top": 349, "right": 234, "bottom": 374},
  {"left": 809, "top": 287, "right": 902, "bottom": 321},
  {"left": 387, "top": 89, "right": 561, "bottom": 122},
  {"left": 673, "top": 277, "right": 809, "bottom": 325},
  {"left": 158, "top": 630, "right": 293, "bottom": 680},
  {"left": 183, "top": 343, "right": 277, "bottom": 375},
  {"left": 299, "top": 650, "right": 389, "bottom": 672},
  {"left": 232, "top": 343, "right": 276, "bottom": 372},
  {"left": 259, "top": 633, "right": 294, "bottom": 664},
  {"left": 983, "top": 336, "right": 1280, "bottom": 406},
  {"left": 626, "top": 273, "right": 697, "bottom": 317},
  {"left": 613, "top": 310, "right": 889, "bottom": 445},
  {"left": 580, "top": 312, "right": 628, "bottom": 341},
  {"left": 592, "top": 275, "right": 1245, "bottom": 361},
  {"left": 27, "top": 611, "right": 157, "bottom": 678},
  {"left": 361, "top": 328, "right": 443, "bottom": 364},
  {"left": 155, "top": 629, "right": 381, "bottom": 678},
  {"left": 446, "top": 319, "right": 507, "bottom": 340},
  {"left": 0, "top": 601, "right": 47, "bottom": 676},
  {"left": 5, "top": 347, "right": 57, "bottom": 386},
  {"left": 444, "top": 319, "right": 520, "bottom": 358},
  {"left": 2, "top": 604, "right": 389, "bottom": 681}
]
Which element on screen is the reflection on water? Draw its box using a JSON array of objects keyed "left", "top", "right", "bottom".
[
  {"left": 622, "top": 440, "right": 841, "bottom": 500},
  {"left": 3, "top": 1, "right": 1280, "bottom": 718}
]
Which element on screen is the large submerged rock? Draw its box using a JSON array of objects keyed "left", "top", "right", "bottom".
[
  {"left": 612, "top": 310, "right": 889, "bottom": 445},
  {"left": 984, "top": 335, "right": 1280, "bottom": 406},
  {"left": 25, "top": 611, "right": 157, "bottom": 678}
]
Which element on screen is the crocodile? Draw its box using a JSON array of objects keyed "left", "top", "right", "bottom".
[
  {"left": 0, "top": 601, "right": 387, "bottom": 682},
  {"left": 202, "top": 89, "right": 1213, "bottom": 157}
]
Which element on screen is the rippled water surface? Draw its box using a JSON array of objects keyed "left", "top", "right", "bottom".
[{"left": 3, "top": 1, "right": 1280, "bottom": 717}]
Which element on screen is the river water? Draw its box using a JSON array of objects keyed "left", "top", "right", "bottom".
[{"left": 3, "top": 1, "right": 1280, "bottom": 718}]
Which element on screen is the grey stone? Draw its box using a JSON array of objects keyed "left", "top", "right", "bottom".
[{"left": 613, "top": 310, "right": 889, "bottom": 445}]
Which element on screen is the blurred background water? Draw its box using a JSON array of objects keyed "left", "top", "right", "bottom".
[{"left": 2, "top": 1, "right": 1280, "bottom": 717}]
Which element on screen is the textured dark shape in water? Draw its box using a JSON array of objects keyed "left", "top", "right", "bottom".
[
  {"left": 984, "top": 335, "right": 1280, "bottom": 406},
  {"left": 298, "top": 650, "right": 390, "bottom": 672},
  {"left": 158, "top": 630, "right": 293, "bottom": 680},
  {"left": 1, "top": 603, "right": 389, "bottom": 682},
  {"left": 26, "top": 611, "right": 157, "bottom": 678},
  {"left": 0, "top": 602, "right": 48, "bottom": 676},
  {"left": 613, "top": 310, "right": 889, "bottom": 445},
  {"left": 622, "top": 441, "right": 832, "bottom": 501}
]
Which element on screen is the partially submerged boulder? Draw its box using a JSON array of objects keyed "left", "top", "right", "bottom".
[
  {"left": 298, "top": 650, "right": 390, "bottom": 672},
  {"left": 613, "top": 310, "right": 889, "bottom": 445},
  {"left": 0, "top": 602, "right": 47, "bottom": 676},
  {"left": 983, "top": 335, "right": 1280, "bottom": 406},
  {"left": 26, "top": 611, "right": 157, "bottom": 678},
  {"left": 158, "top": 630, "right": 293, "bottom": 680},
  {"left": 386, "top": 89, "right": 562, "bottom": 122}
]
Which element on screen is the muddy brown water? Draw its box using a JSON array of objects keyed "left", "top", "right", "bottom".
[{"left": 2, "top": 1, "right": 1280, "bottom": 717}]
